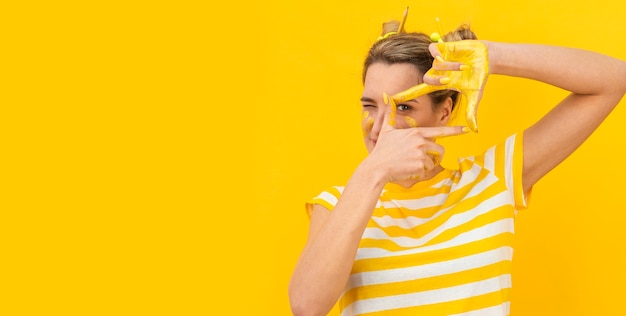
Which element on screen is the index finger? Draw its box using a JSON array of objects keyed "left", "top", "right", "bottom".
[
  {"left": 416, "top": 126, "right": 470, "bottom": 139},
  {"left": 392, "top": 83, "right": 448, "bottom": 102}
]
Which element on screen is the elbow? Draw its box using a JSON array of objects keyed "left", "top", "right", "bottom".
[
  {"left": 288, "top": 283, "right": 329, "bottom": 316},
  {"left": 290, "top": 304, "right": 318, "bottom": 316},
  {"left": 290, "top": 304, "right": 327, "bottom": 316},
  {"left": 289, "top": 299, "right": 317, "bottom": 316}
]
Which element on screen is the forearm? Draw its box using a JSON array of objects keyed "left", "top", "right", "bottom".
[
  {"left": 487, "top": 41, "right": 626, "bottom": 95},
  {"left": 486, "top": 42, "right": 626, "bottom": 190},
  {"left": 289, "top": 160, "right": 387, "bottom": 316}
]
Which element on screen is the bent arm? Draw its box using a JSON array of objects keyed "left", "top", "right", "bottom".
[
  {"left": 288, "top": 160, "right": 386, "bottom": 316},
  {"left": 288, "top": 102, "right": 466, "bottom": 315},
  {"left": 487, "top": 42, "right": 626, "bottom": 192}
]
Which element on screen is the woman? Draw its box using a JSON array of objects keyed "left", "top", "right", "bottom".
[{"left": 289, "top": 20, "right": 626, "bottom": 316}]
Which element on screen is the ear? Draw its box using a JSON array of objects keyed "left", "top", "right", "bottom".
[{"left": 438, "top": 96, "right": 453, "bottom": 125}]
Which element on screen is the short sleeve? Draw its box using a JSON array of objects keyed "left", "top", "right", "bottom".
[
  {"left": 304, "top": 186, "right": 344, "bottom": 218},
  {"left": 481, "top": 133, "right": 531, "bottom": 210},
  {"left": 509, "top": 133, "right": 531, "bottom": 209},
  {"left": 493, "top": 133, "right": 530, "bottom": 210}
]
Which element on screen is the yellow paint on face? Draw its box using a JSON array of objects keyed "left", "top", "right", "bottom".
[
  {"left": 362, "top": 111, "right": 374, "bottom": 137},
  {"left": 405, "top": 116, "right": 418, "bottom": 128},
  {"left": 387, "top": 97, "right": 397, "bottom": 128}
]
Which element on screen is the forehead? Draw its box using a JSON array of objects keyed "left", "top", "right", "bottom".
[{"left": 363, "top": 63, "right": 423, "bottom": 99}]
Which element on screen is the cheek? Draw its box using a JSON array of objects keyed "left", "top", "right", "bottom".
[
  {"left": 395, "top": 115, "right": 419, "bottom": 129},
  {"left": 362, "top": 111, "right": 374, "bottom": 136},
  {"left": 404, "top": 116, "right": 418, "bottom": 128}
]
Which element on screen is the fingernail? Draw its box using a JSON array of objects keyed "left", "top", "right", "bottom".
[
  {"left": 435, "top": 56, "right": 445, "bottom": 63},
  {"left": 439, "top": 77, "right": 451, "bottom": 84},
  {"left": 462, "top": 126, "right": 470, "bottom": 133},
  {"left": 459, "top": 65, "right": 470, "bottom": 71}
]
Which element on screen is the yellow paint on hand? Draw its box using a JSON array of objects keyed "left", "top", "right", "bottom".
[
  {"left": 388, "top": 41, "right": 489, "bottom": 133},
  {"left": 427, "top": 150, "right": 441, "bottom": 165}
]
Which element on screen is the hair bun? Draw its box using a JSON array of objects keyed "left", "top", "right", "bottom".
[{"left": 443, "top": 24, "right": 478, "bottom": 41}]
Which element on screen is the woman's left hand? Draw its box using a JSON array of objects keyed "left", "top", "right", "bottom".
[
  {"left": 424, "top": 40, "right": 490, "bottom": 132},
  {"left": 390, "top": 40, "right": 490, "bottom": 132}
]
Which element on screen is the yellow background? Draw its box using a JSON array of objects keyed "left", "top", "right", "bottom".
[{"left": 3, "top": 0, "right": 625, "bottom": 315}]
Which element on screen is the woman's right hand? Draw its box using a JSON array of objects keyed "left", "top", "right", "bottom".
[{"left": 368, "top": 104, "right": 467, "bottom": 183}]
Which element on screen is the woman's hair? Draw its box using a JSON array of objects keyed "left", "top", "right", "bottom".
[{"left": 363, "top": 21, "right": 477, "bottom": 109}]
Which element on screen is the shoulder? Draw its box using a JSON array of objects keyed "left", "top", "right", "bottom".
[
  {"left": 457, "top": 133, "right": 522, "bottom": 172},
  {"left": 455, "top": 133, "right": 529, "bottom": 209}
]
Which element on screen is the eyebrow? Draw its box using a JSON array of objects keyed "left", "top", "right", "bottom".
[{"left": 360, "top": 96, "right": 419, "bottom": 103}]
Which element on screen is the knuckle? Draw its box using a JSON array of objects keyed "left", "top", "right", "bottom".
[{"left": 416, "top": 161, "right": 424, "bottom": 169}]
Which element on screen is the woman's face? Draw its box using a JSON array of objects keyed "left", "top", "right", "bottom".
[{"left": 361, "top": 62, "right": 445, "bottom": 153}]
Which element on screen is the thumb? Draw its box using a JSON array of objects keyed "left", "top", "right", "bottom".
[{"left": 381, "top": 92, "right": 397, "bottom": 131}]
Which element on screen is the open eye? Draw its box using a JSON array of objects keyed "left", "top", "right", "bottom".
[{"left": 397, "top": 104, "right": 412, "bottom": 111}]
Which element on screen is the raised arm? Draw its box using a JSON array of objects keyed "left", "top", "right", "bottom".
[{"left": 486, "top": 42, "right": 626, "bottom": 192}]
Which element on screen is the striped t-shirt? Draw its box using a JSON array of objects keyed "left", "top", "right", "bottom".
[{"left": 306, "top": 133, "right": 529, "bottom": 316}]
